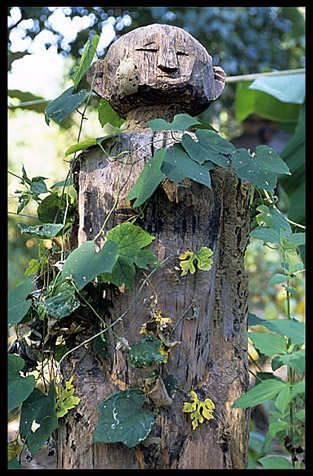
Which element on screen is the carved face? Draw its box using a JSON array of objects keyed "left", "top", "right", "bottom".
[{"left": 88, "top": 24, "right": 226, "bottom": 117}]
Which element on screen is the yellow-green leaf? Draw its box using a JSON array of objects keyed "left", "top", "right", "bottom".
[
  {"left": 179, "top": 247, "right": 213, "bottom": 276},
  {"left": 183, "top": 391, "right": 215, "bottom": 430}
]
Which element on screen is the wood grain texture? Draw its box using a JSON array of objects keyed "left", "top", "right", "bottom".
[{"left": 58, "top": 24, "right": 249, "bottom": 469}]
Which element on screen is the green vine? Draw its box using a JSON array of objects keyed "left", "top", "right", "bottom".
[{"left": 8, "top": 35, "right": 305, "bottom": 469}]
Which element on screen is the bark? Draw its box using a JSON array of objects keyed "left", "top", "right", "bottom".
[{"left": 57, "top": 127, "right": 251, "bottom": 469}]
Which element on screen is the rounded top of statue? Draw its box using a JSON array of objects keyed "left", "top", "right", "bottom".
[{"left": 87, "top": 23, "right": 226, "bottom": 118}]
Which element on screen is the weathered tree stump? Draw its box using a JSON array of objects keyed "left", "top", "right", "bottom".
[{"left": 57, "top": 24, "right": 250, "bottom": 469}]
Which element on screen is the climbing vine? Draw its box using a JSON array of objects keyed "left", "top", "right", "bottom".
[{"left": 8, "top": 35, "right": 305, "bottom": 469}]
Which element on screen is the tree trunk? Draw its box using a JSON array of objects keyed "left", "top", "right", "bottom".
[{"left": 57, "top": 128, "right": 251, "bottom": 469}]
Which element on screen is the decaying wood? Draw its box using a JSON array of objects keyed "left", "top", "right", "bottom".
[{"left": 57, "top": 24, "right": 250, "bottom": 469}]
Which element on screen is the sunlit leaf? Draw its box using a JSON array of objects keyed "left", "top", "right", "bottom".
[
  {"left": 45, "top": 86, "right": 87, "bottom": 125},
  {"left": 61, "top": 239, "right": 119, "bottom": 291},
  {"left": 179, "top": 247, "right": 213, "bottom": 276},
  {"left": 149, "top": 113, "right": 201, "bottom": 132}
]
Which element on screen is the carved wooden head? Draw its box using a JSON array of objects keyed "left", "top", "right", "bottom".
[{"left": 87, "top": 24, "right": 226, "bottom": 118}]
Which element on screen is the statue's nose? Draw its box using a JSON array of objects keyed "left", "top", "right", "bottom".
[{"left": 157, "top": 36, "right": 179, "bottom": 73}]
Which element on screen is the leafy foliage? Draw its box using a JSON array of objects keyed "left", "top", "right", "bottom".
[
  {"left": 183, "top": 391, "right": 215, "bottom": 430},
  {"left": 179, "top": 247, "right": 213, "bottom": 276},
  {"left": 129, "top": 335, "right": 165, "bottom": 368},
  {"left": 93, "top": 388, "right": 155, "bottom": 448},
  {"left": 101, "top": 222, "right": 158, "bottom": 290},
  {"left": 61, "top": 239, "right": 119, "bottom": 291},
  {"left": 45, "top": 86, "right": 87, "bottom": 125},
  {"left": 56, "top": 376, "right": 81, "bottom": 418},
  {"left": 8, "top": 280, "right": 33, "bottom": 329},
  {"left": 232, "top": 146, "right": 290, "bottom": 193},
  {"left": 19, "top": 381, "right": 58, "bottom": 456},
  {"left": 8, "top": 355, "right": 36, "bottom": 412}
]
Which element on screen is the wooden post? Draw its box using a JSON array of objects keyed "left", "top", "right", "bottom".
[{"left": 57, "top": 24, "right": 250, "bottom": 469}]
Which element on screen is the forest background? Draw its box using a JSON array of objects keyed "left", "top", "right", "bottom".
[{"left": 8, "top": 6, "right": 305, "bottom": 469}]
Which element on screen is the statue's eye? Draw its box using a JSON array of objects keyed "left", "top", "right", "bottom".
[
  {"left": 136, "top": 47, "right": 158, "bottom": 53},
  {"left": 177, "top": 51, "right": 188, "bottom": 56}
]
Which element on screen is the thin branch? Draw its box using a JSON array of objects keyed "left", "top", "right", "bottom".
[{"left": 225, "top": 68, "right": 305, "bottom": 83}]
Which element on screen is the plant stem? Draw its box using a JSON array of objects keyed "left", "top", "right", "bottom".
[{"left": 286, "top": 279, "right": 295, "bottom": 466}]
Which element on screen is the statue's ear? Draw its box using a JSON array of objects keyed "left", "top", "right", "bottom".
[
  {"left": 86, "top": 60, "right": 106, "bottom": 97},
  {"left": 212, "top": 66, "right": 226, "bottom": 101}
]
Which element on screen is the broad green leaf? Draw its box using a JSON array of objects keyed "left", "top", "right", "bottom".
[
  {"left": 45, "top": 86, "right": 87, "bottom": 125},
  {"left": 232, "top": 145, "right": 290, "bottom": 193},
  {"left": 258, "top": 455, "right": 295, "bottom": 470},
  {"left": 8, "top": 354, "right": 36, "bottom": 412},
  {"left": 129, "top": 335, "right": 165, "bottom": 368},
  {"left": 148, "top": 113, "right": 201, "bottom": 132},
  {"left": 93, "top": 388, "right": 155, "bottom": 448},
  {"left": 20, "top": 381, "right": 58, "bottom": 456},
  {"left": 255, "top": 205, "right": 291, "bottom": 233},
  {"left": 246, "top": 332, "right": 288, "bottom": 357},
  {"left": 17, "top": 223, "right": 63, "bottom": 239},
  {"left": 42, "top": 290, "right": 81, "bottom": 319},
  {"left": 248, "top": 72, "right": 305, "bottom": 104},
  {"left": 232, "top": 379, "right": 285, "bottom": 408},
  {"left": 279, "top": 106, "right": 305, "bottom": 225},
  {"left": 179, "top": 247, "right": 213, "bottom": 276},
  {"left": 275, "top": 383, "right": 291, "bottom": 414},
  {"left": 65, "top": 138, "right": 97, "bottom": 156},
  {"left": 30, "top": 177, "right": 49, "bottom": 195},
  {"left": 268, "top": 273, "right": 290, "bottom": 285},
  {"left": 37, "top": 193, "right": 71, "bottom": 224},
  {"left": 102, "top": 223, "right": 158, "bottom": 290},
  {"left": 289, "top": 232, "right": 305, "bottom": 247},
  {"left": 181, "top": 129, "right": 234, "bottom": 167},
  {"left": 8, "top": 281, "right": 33, "bottom": 328},
  {"left": 72, "top": 35, "right": 99, "bottom": 88},
  {"left": 161, "top": 144, "right": 213, "bottom": 188},
  {"left": 127, "top": 148, "right": 166, "bottom": 207},
  {"left": 61, "top": 239, "right": 118, "bottom": 291},
  {"left": 235, "top": 80, "right": 301, "bottom": 123},
  {"left": 250, "top": 227, "right": 280, "bottom": 243},
  {"left": 98, "top": 98, "right": 125, "bottom": 128},
  {"left": 279, "top": 349, "right": 305, "bottom": 373}
]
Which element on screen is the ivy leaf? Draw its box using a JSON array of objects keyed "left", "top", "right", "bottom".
[
  {"left": 8, "top": 354, "right": 36, "bottom": 412},
  {"left": 98, "top": 98, "right": 125, "bottom": 128},
  {"left": 72, "top": 35, "right": 99, "bottom": 88},
  {"left": 45, "top": 86, "right": 87, "bottom": 125},
  {"left": 250, "top": 227, "right": 280, "bottom": 243},
  {"left": 181, "top": 129, "right": 235, "bottom": 168},
  {"left": 61, "top": 239, "right": 118, "bottom": 291},
  {"left": 102, "top": 223, "right": 158, "bottom": 290},
  {"left": 56, "top": 376, "right": 81, "bottom": 418},
  {"left": 232, "top": 145, "right": 290, "bottom": 193},
  {"left": 37, "top": 192, "right": 72, "bottom": 224},
  {"left": 20, "top": 381, "right": 58, "bottom": 456},
  {"left": 17, "top": 223, "right": 63, "bottom": 239},
  {"left": 127, "top": 148, "right": 166, "bottom": 207},
  {"left": 232, "top": 379, "right": 286, "bottom": 408},
  {"left": 161, "top": 144, "right": 214, "bottom": 188},
  {"left": 42, "top": 290, "right": 81, "bottom": 319},
  {"left": 182, "top": 391, "right": 215, "bottom": 430},
  {"left": 148, "top": 113, "right": 201, "bottom": 132},
  {"left": 93, "top": 388, "right": 155, "bottom": 448},
  {"left": 129, "top": 335, "right": 165, "bottom": 368},
  {"left": 179, "top": 247, "right": 213, "bottom": 276},
  {"left": 8, "top": 280, "right": 33, "bottom": 328}
]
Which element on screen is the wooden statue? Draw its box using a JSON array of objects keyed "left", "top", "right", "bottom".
[{"left": 58, "top": 24, "right": 250, "bottom": 469}]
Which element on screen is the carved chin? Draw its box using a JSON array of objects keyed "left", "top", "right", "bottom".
[{"left": 111, "top": 82, "right": 211, "bottom": 118}]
